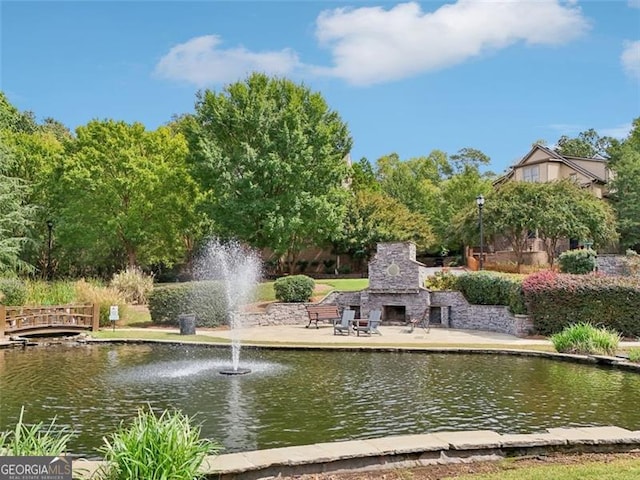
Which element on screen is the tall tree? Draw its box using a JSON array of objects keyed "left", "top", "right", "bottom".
[
  {"left": 334, "top": 189, "right": 434, "bottom": 263},
  {"left": 53, "top": 120, "right": 198, "bottom": 273},
  {"left": 454, "top": 180, "right": 618, "bottom": 266},
  {"left": 536, "top": 180, "right": 617, "bottom": 266},
  {"left": 186, "top": 73, "right": 353, "bottom": 273},
  {"left": 555, "top": 128, "right": 613, "bottom": 158},
  {"left": 0, "top": 143, "right": 35, "bottom": 274},
  {"left": 609, "top": 118, "right": 640, "bottom": 250}
]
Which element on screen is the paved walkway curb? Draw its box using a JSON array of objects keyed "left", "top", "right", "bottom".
[{"left": 73, "top": 426, "right": 640, "bottom": 479}]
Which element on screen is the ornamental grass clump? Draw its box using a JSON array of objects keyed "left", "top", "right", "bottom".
[
  {"left": 0, "top": 407, "right": 72, "bottom": 456},
  {"left": 100, "top": 407, "right": 221, "bottom": 480},
  {"left": 628, "top": 348, "right": 640, "bottom": 363},
  {"left": 551, "top": 322, "right": 621, "bottom": 356},
  {"left": 110, "top": 267, "right": 154, "bottom": 305}
]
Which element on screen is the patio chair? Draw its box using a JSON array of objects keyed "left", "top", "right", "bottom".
[
  {"left": 354, "top": 309, "right": 382, "bottom": 336},
  {"left": 333, "top": 309, "right": 355, "bottom": 335}
]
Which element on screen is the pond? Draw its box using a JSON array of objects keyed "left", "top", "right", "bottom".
[{"left": 1, "top": 343, "right": 639, "bottom": 456}]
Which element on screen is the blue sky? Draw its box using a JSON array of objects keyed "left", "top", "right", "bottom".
[{"left": 2, "top": 0, "right": 639, "bottom": 174}]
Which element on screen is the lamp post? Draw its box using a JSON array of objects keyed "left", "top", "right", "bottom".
[
  {"left": 476, "top": 195, "right": 485, "bottom": 270},
  {"left": 46, "top": 220, "right": 53, "bottom": 280}
]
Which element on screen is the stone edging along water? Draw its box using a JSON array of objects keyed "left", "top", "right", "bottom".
[
  {"left": 72, "top": 426, "right": 640, "bottom": 479},
  {"left": 75, "top": 337, "right": 640, "bottom": 372}
]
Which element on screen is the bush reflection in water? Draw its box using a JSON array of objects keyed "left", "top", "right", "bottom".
[{"left": 1, "top": 344, "right": 639, "bottom": 456}]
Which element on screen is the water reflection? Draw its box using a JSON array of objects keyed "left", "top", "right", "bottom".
[{"left": 0, "top": 344, "right": 638, "bottom": 456}]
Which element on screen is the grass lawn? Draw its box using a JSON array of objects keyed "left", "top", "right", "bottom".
[
  {"left": 456, "top": 456, "right": 640, "bottom": 480},
  {"left": 93, "top": 329, "right": 229, "bottom": 343},
  {"left": 254, "top": 278, "right": 368, "bottom": 303}
]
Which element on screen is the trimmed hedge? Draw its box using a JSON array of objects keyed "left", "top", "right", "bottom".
[
  {"left": 273, "top": 275, "right": 315, "bottom": 303},
  {"left": 0, "top": 278, "right": 27, "bottom": 305},
  {"left": 559, "top": 248, "right": 597, "bottom": 274},
  {"left": 148, "top": 281, "right": 228, "bottom": 327},
  {"left": 523, "top": 270, "right": 640, "bottom": 336},
  {"left": 454, "top": 272, "right": 527, "bottom": 315}
]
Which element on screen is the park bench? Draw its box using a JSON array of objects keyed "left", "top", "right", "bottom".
[{"left": 305, "top": 304, "right": 340, "bottom": 329}]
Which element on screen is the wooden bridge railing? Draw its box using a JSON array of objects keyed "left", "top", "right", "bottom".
[{"left": 0, "top": 304, "right": 99, "bottom": 337}]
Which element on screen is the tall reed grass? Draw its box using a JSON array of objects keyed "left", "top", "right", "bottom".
[
  {"left": 551, "top": 322, "right": 621, "bottom": 356},
  {"left": 0, "top": 407, "right": 72, "bottom": 456},
  {"left": 25, "top": 280, "right": 76, "bottom": 305},
  {"left": 75, "top": 279, "right": 128, "bottom": 326},
  {"left": 99, "top": 407, "right": 220, "bottom": 480},
  {"left": 110, "top": 267, "right": 154, "bottom": 305}
]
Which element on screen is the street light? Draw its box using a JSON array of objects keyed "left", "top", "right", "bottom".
[
  {"left": 46, "top": 220, "right": 53, "bottom": 280},
  {"left": 476, "top": 195, "right": 485, "bottom": 270}
]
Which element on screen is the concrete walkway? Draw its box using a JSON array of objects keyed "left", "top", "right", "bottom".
[{"left": 129, "top": 323, "right": 640, "bottom": 349}]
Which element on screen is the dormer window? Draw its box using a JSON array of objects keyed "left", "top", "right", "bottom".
[{"left": 522, "top": 165, "right": 539, "bottom": 182}]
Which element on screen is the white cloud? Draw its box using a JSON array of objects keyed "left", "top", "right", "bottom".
[
  {"left": 314, "top": 0, "right": 590, "bottom": 85},
  {"left": 629, "top": 0, "right": 640, "bottom": 9},
  {"left": 621, "top": 40, "right": 640, "bottom": 79},
  {"left": 600, "top": 123, "right": 633, "bottom": 139},
  {"left": 154, "top": 35, "right": 301, "bottom": 86}
]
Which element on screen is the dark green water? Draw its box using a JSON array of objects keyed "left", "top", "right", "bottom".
[{"left": 1, "top": 343, "right": 639, "bottom": 456}]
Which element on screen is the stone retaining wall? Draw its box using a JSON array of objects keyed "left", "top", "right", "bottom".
[
  {"left": 239, "top": 291, "right": 534, "bottom": 337},
  {"left": 431, "top": 291, "right": 534, "bottom": 337},
  {"left": 597, "top": 254, "right": 632, "bottom": 276}
]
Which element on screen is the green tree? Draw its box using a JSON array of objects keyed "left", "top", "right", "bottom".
[
  {"left": 0, "top": 144, "right": 35, "bottom": 274},
  {"left": 555, "top": 128, "right": 613, "bottom": 158},
  {"left": 609, "top": 118, "right": 640, "bottom": 250},
  {"left": 0, "top": 92, "right": 38, "bottom": 134},
  {"left": 536, "top": 180, "right": 617, "bottom": 266},
  {"left": 186, "top": 73, "right": 353, "bottom": 273},
  {"left": 376, "top": 148, "right": 491, "bottom": 252},
  {"left": 455, "top": 180, "right": 618, "bottom": 267},
  {"left": 52, "top": 120, "right": 198, "bottom": 274},
  {"left": 335, "top": 190, "right": 434, "bottom": 263}
]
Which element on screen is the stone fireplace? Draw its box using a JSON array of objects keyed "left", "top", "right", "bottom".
[{"left": 336, "top": 242, "right": 430, "bottom": 323}]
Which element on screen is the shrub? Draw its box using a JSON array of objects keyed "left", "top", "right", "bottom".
[
  {"left": 623, "top": 249, "right": 640, "bottom": 276},
  {"left": 523, "top": 270, "right": 640, "bottom": 336},
  {"left": 0, "top": 277, "right": 27, "bottom": 305},
  {"left": 550, "top": 322, "right": 621, "bottom": 356},
  {"left": 559, "top": 248, "right": 597, "bottom": 274},
  {"left": 110, "top": 267, "right": 154, "bottom": 305},
  {"left": 424, "top": 271, "right": 458, "bottom": 291},
  {"left": 454, "top": 272, "right": 527, "bottom": 315},
  {"left": 74, "top": 279, "right": 128, "bottom": 327},
  {"left": 99, "top": 406, "right": 221, "bottom": 480},
  {"left": 0, "top": 406, "right": 72, "bottom": 456},
  {"left": 273, "top": 275, "right": 315, "bottom": 302},
  {"left": 148, "top": 281, "right": 228, "bottom": 327},
  {"left": 25, "top": 280, "right": 76, "bottom": 305},
  {"left": 628, "top": 348, "right": 640, "bottom": 363}
]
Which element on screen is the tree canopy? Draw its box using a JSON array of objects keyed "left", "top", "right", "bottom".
[
  {"left": 185, "top": 73, "right": 353, "bottom": 272},
  {"left": 608, "top": 118, "right": 640, "bottom": 250},
  {"left": 52, "top": 120, "right": 199, "bottom": 274}
]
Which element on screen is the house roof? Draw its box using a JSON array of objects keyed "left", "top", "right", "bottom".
[{"left": 493, "top": 144, "right": 608, "bottom": 186}]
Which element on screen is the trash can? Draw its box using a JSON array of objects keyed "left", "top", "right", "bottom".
[{"left": 178, "top": 314, "right": 196, "bottom": 335}]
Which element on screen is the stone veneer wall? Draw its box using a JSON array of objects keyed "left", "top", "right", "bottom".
[
  {"left": 368, "top": 242, "right": 428, "bottom": 292},
  {"left": 597, "top": 254, "right": 632, "bottom": 276},
  {"left": 431, "top": 291, "right": 534, "bottom": 337}
]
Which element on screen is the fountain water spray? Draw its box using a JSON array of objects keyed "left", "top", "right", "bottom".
[{"left": 194, "top": 239, "right": 261, "bottom": 375}]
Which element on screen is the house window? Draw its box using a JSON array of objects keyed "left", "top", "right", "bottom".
[{"left": 522, "top": 165, "right": 539, "bottom": 182}]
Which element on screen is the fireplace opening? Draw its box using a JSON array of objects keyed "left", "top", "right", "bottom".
[{"left": 383, "top": 305, "right": 406, "bottom": 323}]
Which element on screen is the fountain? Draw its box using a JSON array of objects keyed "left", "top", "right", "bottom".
[{"left": 194, "top": 239, "right": 261, "bottom": 375}]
